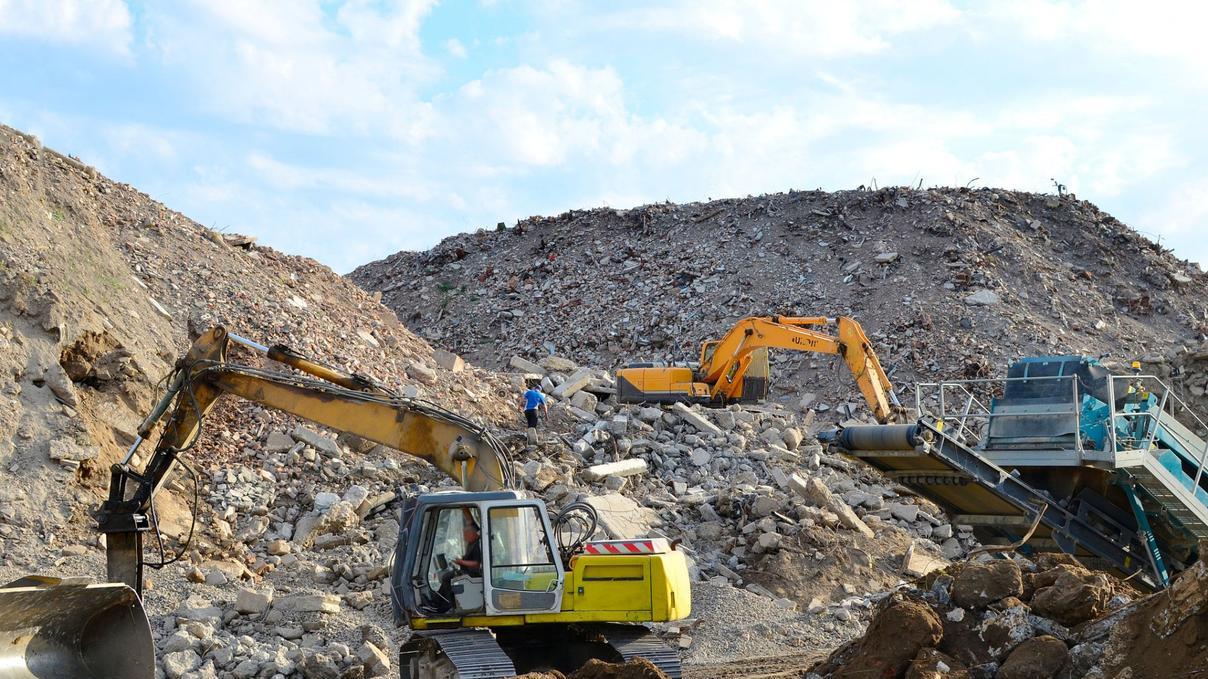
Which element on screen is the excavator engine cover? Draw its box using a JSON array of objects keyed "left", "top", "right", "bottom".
[{"left": 0, "top": 578, "right": 153, "bottom": 679}]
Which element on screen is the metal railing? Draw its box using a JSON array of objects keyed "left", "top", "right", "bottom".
[
  {"left": 916, "top": 371, "right": 1208, "bottom": 479},
  {"left": 915, "top": 374, "right": 1086, "bottom": 455},
  {"left": 1106, "top": 374, "right": 1208, "bottom": 488}
]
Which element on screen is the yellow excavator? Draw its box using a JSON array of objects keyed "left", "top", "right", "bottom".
[
  {"left": 0, "top": 327, "right": 690, "bottom": 678},
  {"left": 616, "top": 315, "right": 904, "bottom": 423}
]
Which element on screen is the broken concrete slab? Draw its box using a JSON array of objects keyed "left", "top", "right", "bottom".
[
  {"left": 673, "top": 402, "right": 723, "bottom": 436},
  {"left": 509, "top": 355, "right": 546, "bottom": 374},
  {"left": 433, "top": 349, "right": 465, "bottom": 372},
  {"left": 582, "top": 459, "right": 648, "bottom": 482},
  {"left": 553, "top": 368, "right": 593, "bottom": 398}
]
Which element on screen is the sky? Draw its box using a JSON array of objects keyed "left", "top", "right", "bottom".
[{"left": 0, "top": 1, "right": 1205, "bottom": 273}]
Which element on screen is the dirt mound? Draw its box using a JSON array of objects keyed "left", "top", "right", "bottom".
[
  {"left": 807, "top": 549, "right": 1208, "bottom": 679},
  {"left": 570, "top": 658, "right": 669, "bottom": 679},
  {"left": 812, "top": 593, "right": 942, "bottom": 678},
  {"left": 352, "top": 188, "right": 1207, "bottom": 420},
  {"left": 1092, "top": 559, "right": 1208, "bottom": 677}
]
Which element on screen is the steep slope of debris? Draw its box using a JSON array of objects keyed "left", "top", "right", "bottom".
[{"left": 351, "top": 188, "right": 1208, "bottom": 420}]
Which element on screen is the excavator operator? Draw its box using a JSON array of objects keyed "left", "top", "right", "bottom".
[{"left": 434, "top": 512, "right": 483, "bottom": 612}]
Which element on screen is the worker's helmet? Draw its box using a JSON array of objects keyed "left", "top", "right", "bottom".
[{"left": 1131, "top": 360, "right": 1142, "bottom": 373}]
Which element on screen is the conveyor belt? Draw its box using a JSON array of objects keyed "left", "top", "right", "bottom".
[{"left": 835, "top": 417, "right": 1156, "bottom": 588}]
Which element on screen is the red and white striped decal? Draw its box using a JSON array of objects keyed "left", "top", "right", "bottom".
[{"left": 583, "top": 540, "right": 657, "bottom": 555}]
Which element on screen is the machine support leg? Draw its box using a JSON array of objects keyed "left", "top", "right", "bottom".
[{"left": 1119, "top": 479, "right": 1170, "bottom": 587}]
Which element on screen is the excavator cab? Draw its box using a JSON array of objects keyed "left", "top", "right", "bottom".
[{"left": 391, "top": 490, "right": 565, "bottom": 625}]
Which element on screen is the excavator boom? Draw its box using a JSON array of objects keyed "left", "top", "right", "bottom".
[{"left": 100, "top": 326, "right": 511, "bottom": 594}]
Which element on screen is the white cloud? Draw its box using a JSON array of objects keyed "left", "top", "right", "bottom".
[
  {"left": 595, "top": 0, "right": 960, "bottom": 58},
  {"left": 445, "top": 37, "right": 467, "bottom": 58},
  {"left": 972, "top": 1, "right": 1208, "bottom": 81},
  {"left": 142, "top": 0, "right": 438, "bottom": 137},
  {"left": 0, "top": 0, "right": 132, "bottom": 54}
]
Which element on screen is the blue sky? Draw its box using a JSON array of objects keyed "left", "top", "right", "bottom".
[{"left": 1, "top": 1, "right": 1206, "bottom": 273}]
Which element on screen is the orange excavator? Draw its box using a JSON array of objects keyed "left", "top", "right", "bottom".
[{"left": 615, "top": 315, "right": 905, "bottom": 423}]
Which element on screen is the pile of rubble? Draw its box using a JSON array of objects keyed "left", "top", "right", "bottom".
[
  {"left": 352, "top": 188, "right": 1208, "bottom": 419},
  {"left": 809, "top": 545, "right": 1208, "bottom": 679},
  {"left": 0, "top": 123, "right": 517, "bottom": 678}
]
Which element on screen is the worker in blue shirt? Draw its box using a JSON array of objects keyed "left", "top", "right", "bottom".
[{"left": 521, "top": 383, "right": 549, "bottom": 443}]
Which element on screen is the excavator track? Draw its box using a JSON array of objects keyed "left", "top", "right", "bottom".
[
  {"left": 595, "top": 623, "right": 683, "bottom": 678},
  {"left": 401, "top": 624, "right": 683, "bottom": 678},
  {"left": 401, "top": 629, "right": 517, "bottom": 679}
]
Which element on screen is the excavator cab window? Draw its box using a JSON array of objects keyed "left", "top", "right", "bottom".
[
  {"left": 484, "top": 504, "right": 563, "bottom": 614},
  {"left": 413, "top": 504, "right": 484, "bottom": 613}
]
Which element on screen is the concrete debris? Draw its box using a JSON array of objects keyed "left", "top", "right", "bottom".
[{"left": 7, "top": 123, "right": 1207, "bottom": 679}]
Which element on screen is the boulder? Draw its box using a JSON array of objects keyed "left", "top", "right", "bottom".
[
  {"left": 952, "top": 560, "right": 1023, "bottom": 609},
  {"left": 995, "top": 635, "right": 1068, "bottom": 679},
  {"left": 820, "top": 594, "right": 944, "bottom": 679},
  {"left": 433, "top": 349, "right": 465, "bottom": 372},
  {"left": 1029, "top": 567, "right": 1114, "bottom": 626}
]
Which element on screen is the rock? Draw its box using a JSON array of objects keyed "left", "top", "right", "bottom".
[
  {"left": 996, "top": 635, "right": 1068, "bottom": 679},
  {"left": 358, "top": 641, "right": 391, "bottom": 677},
  {"left": 820, "top": 594, "right": 943, "bottom": 679},
  {"left": 582, "top": 459, "right": 648, "bottom": 481},
  {"left": 509, "top": 355, "right": 545, "bottom": 374},
  {"left": 902, "top": 542, "right": 946, "bottom": 578},
  {"left": 981, "top": 605, "right": 1035, "bottom": 660},
  {"left": 433, "top": 349, "right": 465, "bottom": 372},
  {"left": 906, "top": 648, "right": 968, "bottom": 679},
  {"left": 314, "top": 492, "right": 341, "bottom": 512},
  {"left": 832, "top": 503, "right": 875, "bottom": 539},
  {"left": 540, "top": 355, "right": 578, "bottom": 372},
  {"left": 160, "top": 630, "right": 195, "bottom": 653},
  {"left": 203, "top": 569, "right": 228, "bottom": 586},
  {"left": 875, "top": 251, "right": 900, "bottom": 264},
  {"left": 265, "top": 430, "right": 295, "bottom": 452},
  {"left": 292, "top": 426, "right": 341, "bottom": 457},
  {"left": 965, "top": 289, "right": 1001, "bottom": 306},
  {"left": 235, "top": 588, "right": 273, "bottom": 614},
  {"left": 570, "top": 389, "right": 598, "bottom": 412},
  {"left": 278, "top": 593, "right": 342, "bottom": 614},
  {"left": 1029, "top": 567, "right": 1114, "bottom": 626},
  {"left": 789, "top": 473, "right": 832, "bottom": 507},
  {"left": 175, "top": 598, "right": 222, "bottom": 624},
  {"left": 44, "top": 363, "right": 79, "bottom": 407},
  {"left": 553, "top": 368, "right": 593, "bottom": 398},
  {"left": 672, "top": 402, "right": 723, "bottom": 435},
  {"left": 637, "top": 407, "right": 663, "bottom": 423},
  {"left": 781, "top": 427, "right": 803, "bottom": 450},
  {"left": 689, "top": 449, "right": 711, "bottom": 467},
  {"left": 267, "top": 538, "right": 291, "bottom": 555},
  {"left": 48, "top": 438, "right": 98, "bottom": 464},
  {"left": 952, "top": 560, "right": 1023, "bottom": 609},
  {"left": 408, "top": 361, "right": 438, "bottom": 385},
  {"left": 889, "top": 502, "right": 920, "bottom": 522},
  {"left": 298, "top": 651, "right": 341, "bottom": 679},
  {"left": 162, "top": 650, "right": 202, "bottom": 679}
]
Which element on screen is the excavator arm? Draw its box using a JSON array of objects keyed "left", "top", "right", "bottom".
[
  {"left": 702, "top": 316, "right": 903, "bottom": 423},
  {"left": 99, "top": 326, "right": 512, "bottom": 594}
]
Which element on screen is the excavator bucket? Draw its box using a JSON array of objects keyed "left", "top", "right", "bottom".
[{"left": 0, "top": 577, "right": 154, "bottom": 679}]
